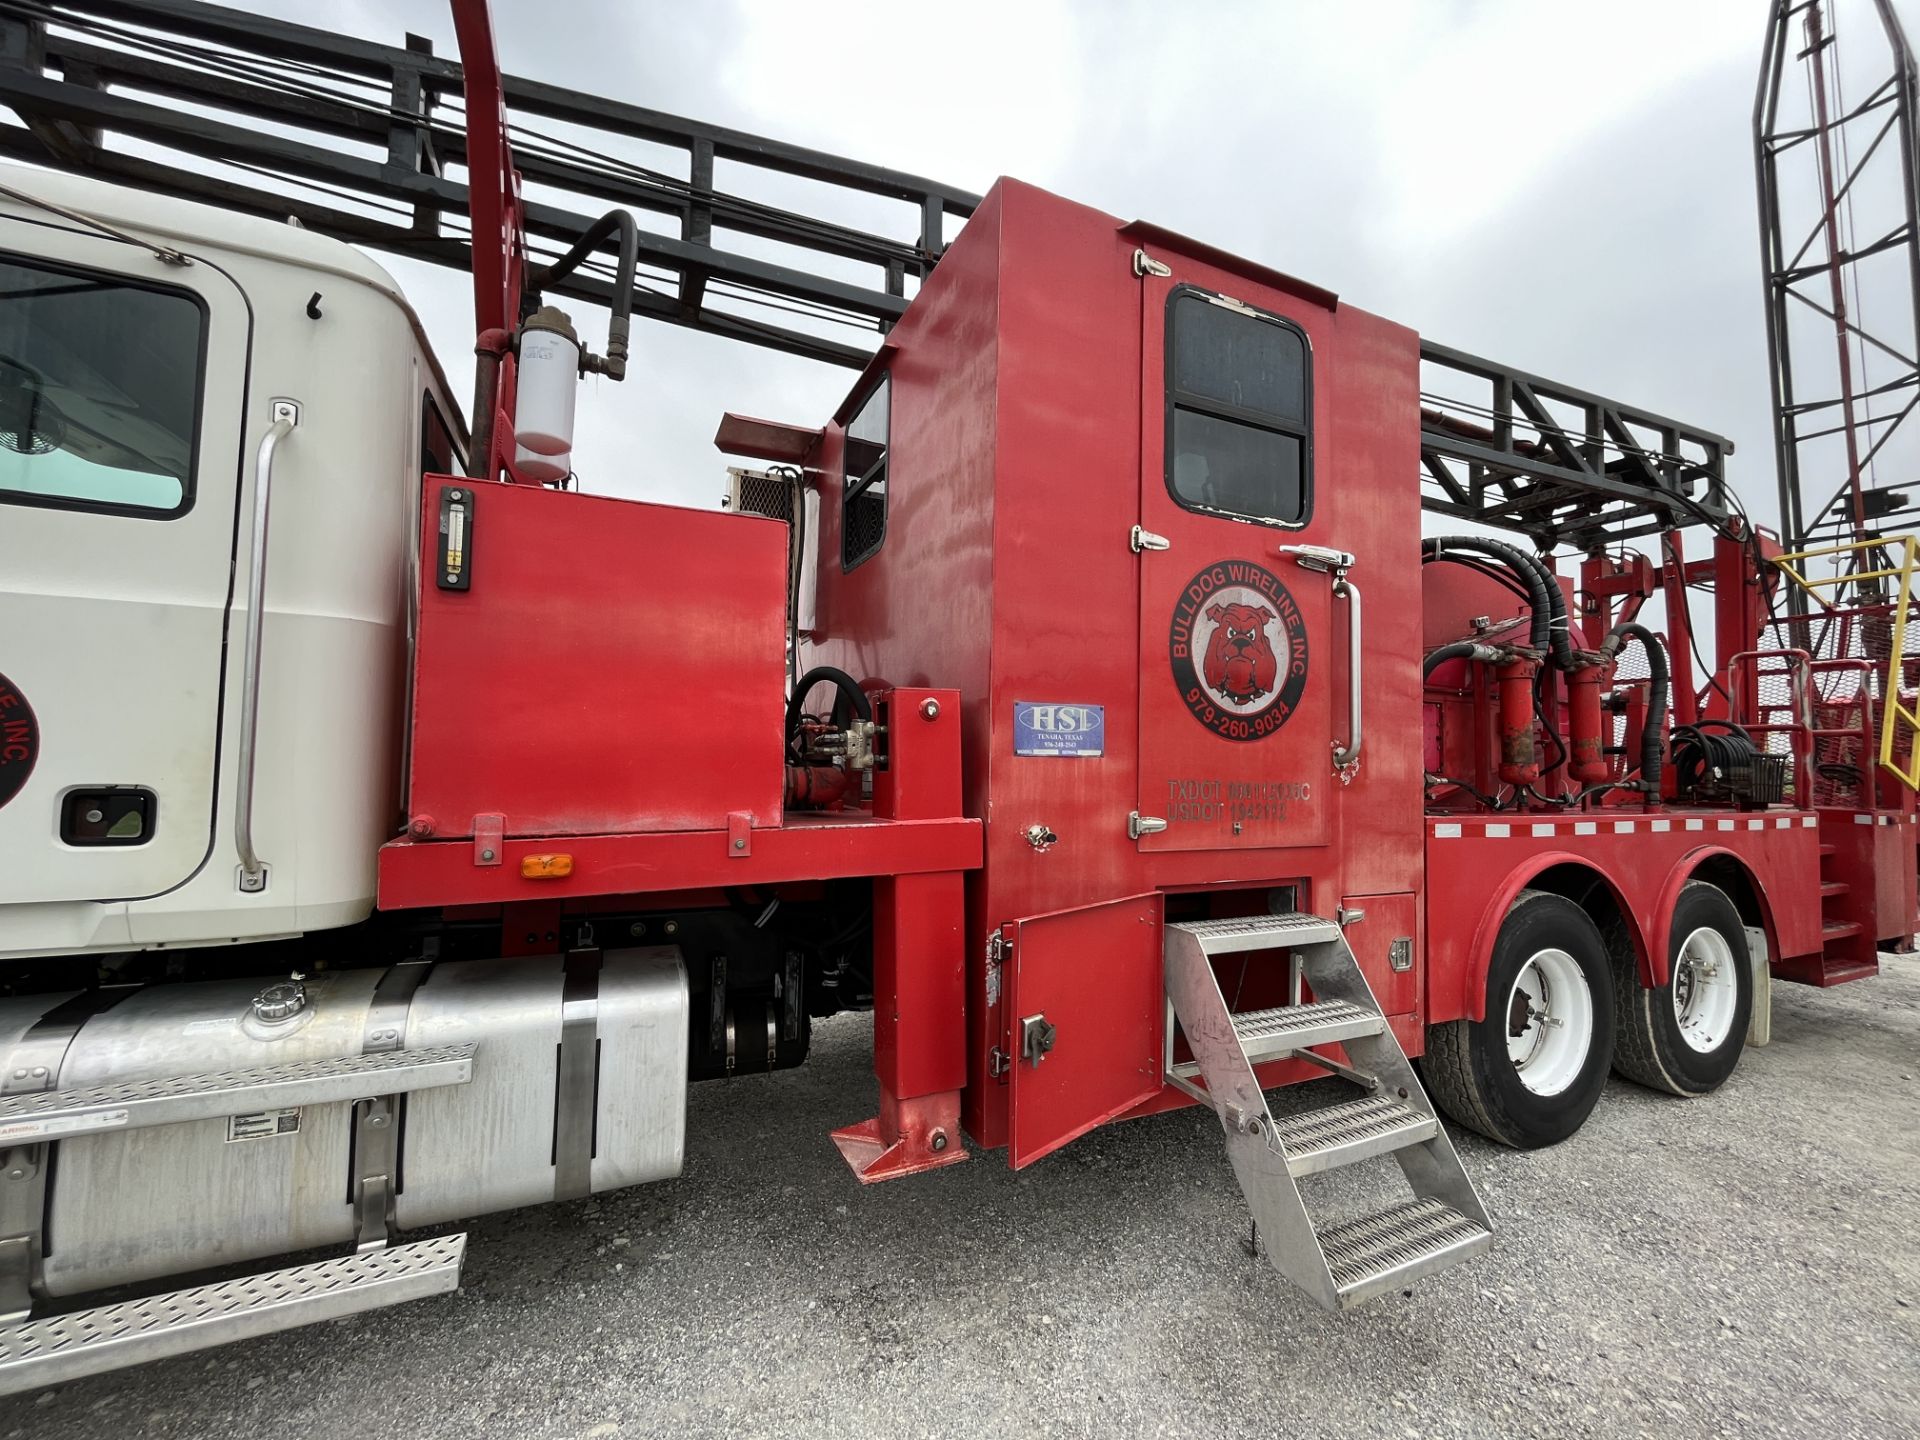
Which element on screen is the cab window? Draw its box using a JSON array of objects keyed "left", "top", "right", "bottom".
[
  {"left": 0, "top": 253, "right": 206, "bottom": 518},
  {"left": 840, "top": 374, "right": 888, "bottom": 570},
  {"left": 1165, "top": 288, "right": 1311, "bottom": 526}
]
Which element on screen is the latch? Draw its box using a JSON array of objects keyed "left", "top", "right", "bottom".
[
  {"left": 1130, "top": 525, "right": 1171, "bottom": 553},
  {"left": 1020, "top": 1013, "right": 1056, "bottom": 1066},
  {"left": 988, "top": 1046, "right": 1012, "bottom": 1080},
  {"left": 1128, "top": 811, "right": 1168, "bottom": 840},
  {"left": 1390, "top": 937, "right": 1414, "bottom": 972},
  {"left": 1131, "top": 248, "right": 1171, "bottom": 278},
  {"left": 1278, "top": 542, "right": 1354, "bottom": 576}
]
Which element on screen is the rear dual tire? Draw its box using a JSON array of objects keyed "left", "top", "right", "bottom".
[
  {"left": 1423, "top": 890, "right": 1616, "bottom": 1149},
  {"left": 1611, "top": 880, "right": 1752, "bottom": 1096}
]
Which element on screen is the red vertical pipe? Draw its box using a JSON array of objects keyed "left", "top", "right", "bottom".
[
  {"left": 1497, "top": 659, "right": 1542, "bottom": 786},
  {"left": 1661, "top": 529, "right": 1700, "bottom": 728},
  {"left": 449, "top": 0, "right": 526, "bottom": 481},
  {"left": 1567, "top": 665, "right": 1608, "bottom": 785}
]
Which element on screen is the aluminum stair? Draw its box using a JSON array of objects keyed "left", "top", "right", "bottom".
[
  {"left": 0, "top": 1045, "right": 475, "bottom": 1396},
  {"left": 0, "top": 1235, "right": 466, "bottom": 1394},
  {"left": 1164, "top": 914, "right": 1491, "bottom": 1310}
]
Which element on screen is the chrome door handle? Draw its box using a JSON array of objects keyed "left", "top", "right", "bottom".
[
  {"left": 1333, "top": 574, "right": 1361, "bottom": 782},
  {"left": 236, "top": 399, "right": 300, "bottom": 891},
  {"left": 1277, "top": 542, "right": 1354, "bottom": 573}
]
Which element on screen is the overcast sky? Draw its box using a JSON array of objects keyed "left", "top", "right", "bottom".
[{"left": 233, "top": 0, "right": 1915, "bottom": 532}]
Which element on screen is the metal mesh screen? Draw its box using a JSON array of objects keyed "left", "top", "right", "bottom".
[{"left": 1752, "top": 604, "right": 1920, "bottom": 806}]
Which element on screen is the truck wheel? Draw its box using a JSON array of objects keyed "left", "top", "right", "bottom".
[
  {"left": 1612, "top": 880, "right": 1751, "bottom": 1096},
  {"left": 1422, "top": 889, "right": 1616, "bottom": 1149}
]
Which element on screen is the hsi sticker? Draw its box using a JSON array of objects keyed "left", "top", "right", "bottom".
[{"left": 1014, "top": 703, "right": 1104, "bottom": 757}]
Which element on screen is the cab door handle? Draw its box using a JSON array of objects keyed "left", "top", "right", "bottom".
[{"left": 1278, "top": 545, "right": 1361, "bottom": 784}]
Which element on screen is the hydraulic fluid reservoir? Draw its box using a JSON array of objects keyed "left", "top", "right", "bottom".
[
  {"left": 515, "top": 305, "right": 581, "bottom": 456},
  {"left": 515, "top": 441, "right": 571, "bottom": 484}
]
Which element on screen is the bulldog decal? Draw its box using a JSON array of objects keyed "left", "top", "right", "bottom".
[
  {"left": 1202, "top": 601, "right": 1279, "bottom": 705},
  {"left": 1169, "top": 561, "right": 1310, "bottom": 741}
]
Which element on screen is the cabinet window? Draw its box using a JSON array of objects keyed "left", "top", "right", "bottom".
[
  {"left": 1165, "top": 289, "right": 1311, "bottom": 526},
  {"left": 0, "top": 253, "right": 206, "bottom": 518},
  {"left": 841, "top": 374, "right": 888, "bottom": 570}
]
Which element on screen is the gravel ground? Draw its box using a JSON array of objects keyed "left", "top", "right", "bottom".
[{"left": 6, "top": 954, "right": 1919, "bottom": 1440}]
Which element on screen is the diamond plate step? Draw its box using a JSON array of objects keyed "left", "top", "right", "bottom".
[
  {"left": 1274, "top": 1094, "right": 1437, "bottom": 1177},
  {"left": 0, "top": 1234, "right": 467, "bottom": 1395},
  {"left": 0, "top": 1044, "right": 476, "bottom": 1143},
  {"left": 1316, "top": 1198, "right": 1491, "bottom": 1308},
  {"left": 1167, "top": 914, "right": 1341, "bottom": 953},
  {"left": 1233, "top": 998, "right": 1382, "bottom": 1064}
]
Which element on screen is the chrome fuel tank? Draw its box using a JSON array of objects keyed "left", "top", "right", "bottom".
[{"left": 0, "top": 948, "right": 686, "bottom": 1298}]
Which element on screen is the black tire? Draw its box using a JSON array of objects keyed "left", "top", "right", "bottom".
[
  {"left": 1422, "top": 889, "right": 1617, "bottom": 1149},
  {"left": 1612, "top": 879, "right": 1752, "bottom": 1096}
]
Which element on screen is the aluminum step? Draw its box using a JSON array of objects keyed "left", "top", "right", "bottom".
[
  {"left": 1168, "top": 914, "right": 1341, "bottom": 954},
  {"left": 0, "top": 1044, "right": 476, "bottom": 1144},
  {"left": 1275, "top": 1094, "right": 1437, "bottom": 1177},
  {"left": 1316, "top": 1198, "right": 1492, "bottom": 1309},
  {"left": 1234, "top": 998, "right": 1382, "bottom": 1064},
  {"left": 0, "top": 1234, "right": 466, "bottom": 1396},
  {"left": 1165, "top": 911, "right": 1491, "bottom": 1309}
]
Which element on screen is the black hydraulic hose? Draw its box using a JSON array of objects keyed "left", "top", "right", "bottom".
[
  {"left": 1421, "top": 551, "right": 1530, "bottom": 604},
  {"left": 1423, "top": 536, "right": 1580, "bottom": 670},
  {"left": 1423, "top": 641, "right": 1481, "bottom": 680},
  {"left": 529, "top": 208, "right": 637, "bottom": 381},
  {"left": 1602, "top": 622, "right": 1668, "bottom": 792},
  {"left": 1422, "top": 536, "right": 1562, "bottom": 661},
  {"left": 786, "top": 666, "right": 874, "bottom": 757}
]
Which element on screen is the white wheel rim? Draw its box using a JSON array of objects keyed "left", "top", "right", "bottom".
[
  {"left": 1672, "top": 925, "right": 1739, "bottom": 1054},
  {"left": 1504, "top": 947, "right": 1594, "bottom": 1096}
]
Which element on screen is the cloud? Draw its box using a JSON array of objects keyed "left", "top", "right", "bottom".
[{"left": 233, "top": 0, "right": 1910, "bottom": 535}]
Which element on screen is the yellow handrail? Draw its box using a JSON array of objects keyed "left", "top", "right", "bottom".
[{"left": 1769, "top": 533, "right": 1920, "bottom": 789}]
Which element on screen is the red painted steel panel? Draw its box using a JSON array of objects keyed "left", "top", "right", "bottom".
[
  {"left": 804, "top": 180, "right": 1429, "bottom": 1151},
  {"left": 1004, "top": 892, "right": 1164, "bottom": 1168},
  {"left": 377, "top": 813, "right": 980, "bottom": 909},
  {"left": 1422, "top": 812, "right": 1826, "bottom": 1025},
  {"left": 406, "top": 478, "right": 786, "bottom": 840},
  {"left": 874, "top": 870, "right": 968, "bottom": 1101},
  {"left": 1342, "top": 891, "right": 1419, "bottom": 1017}
]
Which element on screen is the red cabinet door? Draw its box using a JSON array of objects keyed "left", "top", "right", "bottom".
[
  {"left": 1003, "top": 892, "right": 1165, "bottom": 1169},
  {"left": 1135, "top": 269, "right": 1341, "bottom": 852}
]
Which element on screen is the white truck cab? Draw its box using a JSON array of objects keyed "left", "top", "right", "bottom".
[{"left": 0, "top": 164, "right": 463, "bottom": 961}]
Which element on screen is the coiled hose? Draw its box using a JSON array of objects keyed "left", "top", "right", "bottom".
[{"left": 785, "top": 666, "right": 873, "bottom": 763}]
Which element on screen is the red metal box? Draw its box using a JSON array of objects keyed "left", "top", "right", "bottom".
[{"left": 406, "top": 476, "right": 787, "bottom": 840}]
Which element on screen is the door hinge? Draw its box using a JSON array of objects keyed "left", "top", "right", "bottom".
[
  {"left": 1130, "top": 524, "right": 1170, "bottom": 553},
  {"left": 1132, "top": 248, "right": 1171, "bottom": 279},
  {"left": 1128, "top": 811, "right": 1168, "bottom": 840}
]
